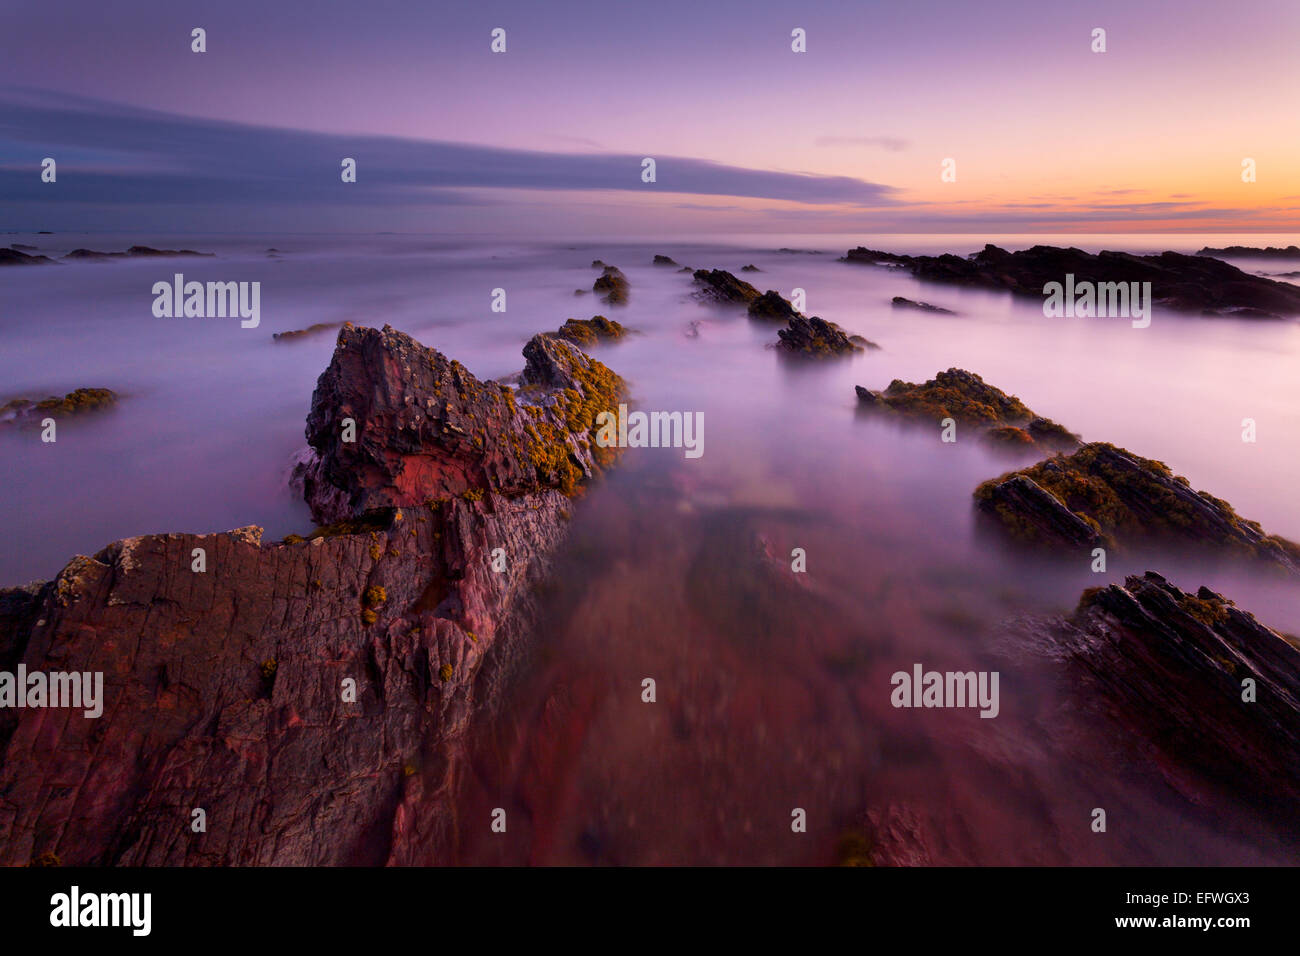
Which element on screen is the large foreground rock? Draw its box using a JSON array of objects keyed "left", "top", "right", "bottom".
[{"left": 0, "top": 324, "right": 626, "bottom": 865}]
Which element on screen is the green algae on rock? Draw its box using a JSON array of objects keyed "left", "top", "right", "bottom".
[
  {"left": 974, "top": 442, "right": 1300, "bottom": 571},
  {"left": 592, "top": 266, "right": 629, "bottom": 305},
  {"left": 855, "top": 369, "right": 1079, "bottom": 452},
  {"left": 1, "top": 387, "right": 119, "bottom": 426},
  {"left": 551, "top": 315, "right": 629, "bottom": 347}
]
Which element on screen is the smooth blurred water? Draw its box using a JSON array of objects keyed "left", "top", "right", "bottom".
[{"left": 3, "top": 231, "right": 1298, "bottom": 863}]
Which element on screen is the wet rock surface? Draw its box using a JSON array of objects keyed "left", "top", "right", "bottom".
[
  {"left": 856, "top": 369, "right": 1079, "bottom": 452},
  {"left": 0, "top": 324, "right": 626, "bottom": 865},
  {"left": 550, "top": 315, "right": 628, "bottom": 347},
  {"left": 974, "top": 442, "right": 1300, "bottom": 569},
  {"left": 775, "top": 315, "right": 870, "bottom": 357},
  {"left": 843, "top": 244, "right": 1300, "bottom": 317},
  {"left": 692, "top": 268, "right": 760, "bottom": 305},
  {"left": 0, "top": 387, "right": 118, "bottom": 426},
  {"left": 1016, "top": 572, "right": 1300, "bottom": 817}
]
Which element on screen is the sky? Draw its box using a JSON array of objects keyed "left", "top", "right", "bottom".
[{"left": 2, "top": 0, "right": 1297, "bottom": 235}]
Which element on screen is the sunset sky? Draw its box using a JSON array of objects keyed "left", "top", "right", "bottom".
[{"left": 2, "top": 0, "right": 1297, "bottom": 233}]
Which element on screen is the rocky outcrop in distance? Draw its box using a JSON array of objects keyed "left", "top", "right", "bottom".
[
  {"left": 550, "top": 315, "right": 628, "bottom": 347},
  {"left": 0, "top": 248, "right": 57, "bottom": 266},
  {"left": 891, "top": 296, "right": 955, "bottom": 314},
  {"left": 592, "top": 265, "right": 629, "bottom": 306},
  {"left": 0, "top": 388, "right": 118, "bottom": 426},
  {"left": 855, "top": 369, "right": 1079, "bottom": 452},
  {"left": 775, "top": 315, "right": 872, "bottom": 357},
  {"left": 62, "top": 246, "right": 214, "bottom": 262},
  {"left": 652, "top": 254, "right": 678, "bottom": 266},
  {"left": 1197, "top": 245, "right": 1300, "bottom": 259},
  {"left": 692, "top": 268, "right": 760, "bottom": 305},
  {"left": 272, "top": 322, "right": 344, "bottom": 342},
  {"left": 843, "top": 244, "right": 1300, "bottom": 317},
  {"left": 0, "top": 324, "right": 627, "bottom": 866}
]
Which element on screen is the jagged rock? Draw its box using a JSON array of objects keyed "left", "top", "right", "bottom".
[
  {"left": 272, "top": 322, "right": 343, "bottom": 342},
  {"left": 891, "top": 296, "right": 955, "bottom": 314},
  {"left": 1198, "top": 245, "right": 1300, "bottom": 259},
  {"left": 652, "top": 254, "right": 678, "bottom": 266},
  {"left": 592, "top": 266, "right": 629, "bottom": 306},
  {"left": 0, "top": 324, "right": 628, "bottom": 866},
  {"left": 856, "top": 369, "right": 1079, "bottom": 452},
  {"left": 747, "top": 290, "right": 801, "bottom": 322},
  {"left": 740, "top": 264, "right": 760, "bottom": 272},
  {"left": 843, "top": 244, "right": 1300, "bottom": 317},
  {"left": 0, "top": 388, "right": 118, "bottom": 426},
  {"left": 550, "top": 315, "right": 628, "bottom": 347},
  {"left": 692, "top": 268, "right": 760, "bottom": 305},
  {"left": 297, "top": 324, "right": 625, "bottom": 522},
  {"left": 775, "top": 315, "right": 867, "bottom": 357},
  {"left": 974, "top": 442, "right": 1300, "bottom": 570},
  {"left": 1033, "top": 573, "right": 1300, "bottom": 812},
  {"left": 0, "top": 248, "right": 56, "bottom": 266}
]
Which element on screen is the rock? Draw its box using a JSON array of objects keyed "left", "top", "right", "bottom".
[
  {"left": 298, "top": 323, "right": 626, "bottom": 522},
  {"left": 0, "top": 388, "right": 118, "bottom": 426},
  {"left": 677, "top": 266, "right": 692, "bottom": 273},
  {"left": 9, "top": 243, "right": 37, "bottom": 251},
  {"left": 692, "top": 268, "right": 761, "bottom": 305},
  {"left": 63, "top": 246, "right": 212, "bottom": 261},
  {"left": 0, "top": 248, "right": 56, "bottom": 266},
  {"left": 775, "top": 315, "right": 865, "bottom": 357},
  {"left": 855, "top": 369, "right": 1079, "bottom": 452},
  {"left": 740, "top": 264, "right": 761, "bottom": 272},
  {"left": 652, "top": 254, "right": 678, "bottom": 266},
  {"left": 776, "top": 248, "right": 823, "bottom": 255},
  {"left": 974, "top": 442, "right": 1300, "bottom": 570},
  {"left": 747, "top": 290, "right": 802, "bottom": 322},
  {"left": 550, "top": 315, "right": 628, "bottom": 347},
  {"left": 1198, "top": 245, "right": 1300, "bottom": 259},
  {"left": 843, "top": 244, "right": 1300, "bottom": 317},
  {"left": 891, "top": 296, "right": 956, "bottom": 314},
  {"left": 1032, "top": 573, "right": 1300, "bottom": 812},
  {"left": 272, "top": 322, "right": 343, "bottom": 342},
  {"left": 592, "top": 266, "right": 629, "bottom": 306},
  {"left": 125, "top": 245, "right": 213, "bottom": 258},
  {"left": 590, "top": 259, "right": 606, "bottom": 268},
  {"left": 0, "top": 324, "right": 628, "bottom": 866}
]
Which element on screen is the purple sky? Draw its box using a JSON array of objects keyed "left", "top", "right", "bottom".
[{"left": 2, "top": 0, "right": 1297, "bottom": 234}]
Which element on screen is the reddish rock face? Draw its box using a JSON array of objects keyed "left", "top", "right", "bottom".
[
  {"left": 297, "top": 324, "right": 624, "bottom": 523},
  {"left": 0, "top": 325, "right": 625, "bottom": 866}
]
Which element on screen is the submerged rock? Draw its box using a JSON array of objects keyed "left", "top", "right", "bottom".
[
  {"left": 775, "top": 315, "right": 868, "bottom": 357},
  {"left": 0, "top": 248, "right": 56, "bottom": 266},
  {"left": 551, "top": 315, "right": 628, "bottom": 347},
  {"left": 592, "top": 265, "right": 629, "bottom": 306},
  {"left": 843, "top": 244, "right": 1300, "bottom": 317},
  {"left": 62, "top": 245, "right": 212, "bottom": 261},
  {"left": 891, "top": 296, "right": 956, "bottom": 314},
  {"left": 974, "top": 442, "right": 1300, "bottom": 570},
  {"left": 692, "top": 268, "right": 760, "bottom": 305},
  {"left": 740, "top": 264, "right": 761, "bottom": 272},
  {"left": 1024, "top": 573, "right": 1300, "bottom": 813},
  {"left": 0, "top": 323, "right": 628, "bottom": 866},
  {"left": 0, "top": 387, "right": 118, "bottom": 426},
  {"left": 855, "top": 369, "right": 1079, "bottom": 452},
  {"left": 652, "top": 254, "right": 679, "bottom": 266}
]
